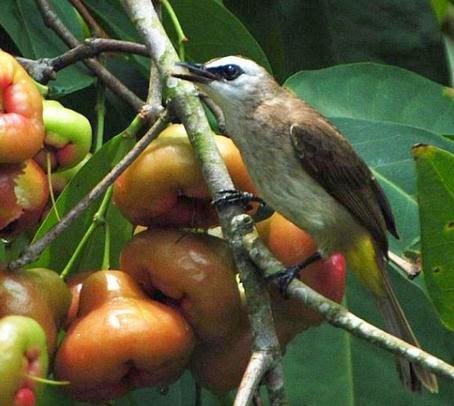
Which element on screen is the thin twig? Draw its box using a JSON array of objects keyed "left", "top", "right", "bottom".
[
  {"left": 18, "top": 39, "right": 149, "bottom": 84},
  {"left": 234, "top": 213, "right": 454, "bottom": 383},
  {"left": 146, "top": 60, "right": 162, "bottom": 122},
  {"left": 160, "top": 0, "right": 188, "bottom": 60},
  {"left": 234, "top": 352, "right": 271, "bottom": 406},
  {"left": 52, "top": 39, "right": 148, "bottom": 71},
  {"left": 35, "top": 0, "right": 144, "bottom": 111},
  {"left": 388, "top": 250, "right": 420, "bottom": 279},
  {"left": 69, "top": 0, "right": 109, "bottom": 38},
  {"left": 8, "top": 110, "right": 170, "bottom": 271}
]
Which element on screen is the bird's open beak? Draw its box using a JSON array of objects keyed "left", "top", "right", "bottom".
[{"left": 172, "top": 62, "right": 219, "bottom": 84}]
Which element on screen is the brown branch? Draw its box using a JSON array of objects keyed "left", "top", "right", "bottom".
[
  {"left": 119, "top": 0, "right": 289, "bottom": 404},
  {"left": 18, "top": 39, "right": 149, "bottom": 84},
  {"left": 69, "top": 0, "right": 109, "bottom": 38},
  {"left": 235, "top": 213, "right": 454, "bottom": 383},
  {"left": 35, "top": 0, "right": 144, "bottom": 111},
  {"left": 8, "top": 109, "right": 170, "bottom": 271},
  {"left": 51, "top": 38, "right": 148, "bottom": 71},
  {"left": 388, "top": 251, "right": 420, "bottom": 279},
  {"left": 235, "top": 352, "right": 272, "bottom": 406}
]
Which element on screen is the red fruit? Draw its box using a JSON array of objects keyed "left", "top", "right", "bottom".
[
  {"left": 0, "top": 160, "right": 49, "bottom": 237},
  {"left": 0, "top": 50, "right": 44, "bottom": 163}
]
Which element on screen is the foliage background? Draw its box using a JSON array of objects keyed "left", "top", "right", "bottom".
[{"left": 1, "top": 0, "right": 454, "bottom": 404}]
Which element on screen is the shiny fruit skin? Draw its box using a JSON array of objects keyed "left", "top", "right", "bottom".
[
  {"left": 120, "top": 228, "right": 242, "bottom": 344},
  {"left": 0, "top": 50, "right": 44, "bottom": 163},
  {"left": 113, "top": 124, "right": 256, "bottom": 228},
  {"left": 0, "top": 159, "right": 49, "bottom": 237},
  {"left": 0, "top": 315, "right": 48, "bottom": 406},
  {"left": 55, "top": 270, "right": 195, "bottom": 402}
]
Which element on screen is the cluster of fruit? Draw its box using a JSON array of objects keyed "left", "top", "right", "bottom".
[
  {"left": 0, "top": 48, "right": 346, "bottom": 403},
  {"left": 0, "top": 49, "right": 92, "bottom": 238}
]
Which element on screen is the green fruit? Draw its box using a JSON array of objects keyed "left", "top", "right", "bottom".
[
  {"left": 41, "top": 100, "right": 92, "bottom": 170},
  {"left": 0, "top": 315, "right": 48, "bottom": 406},
  {"left": 0, "top": 268, "right": 71, "bottom": 354}
]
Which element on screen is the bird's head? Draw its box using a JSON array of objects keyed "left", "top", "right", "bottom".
[{"left": 172, "top": 56, "right": 275, "bottom": 111}]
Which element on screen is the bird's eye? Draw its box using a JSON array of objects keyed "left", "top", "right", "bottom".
[{"left": 221, "top": 64, "right": 243, "bottom": 81}]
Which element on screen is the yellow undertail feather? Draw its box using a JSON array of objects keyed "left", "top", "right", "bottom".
[
  {"left": 344, "top": 235, "right": 384, "bottom": 297},
  {"left": 345, "top": 234, "right": 439, "bottom": 393}
]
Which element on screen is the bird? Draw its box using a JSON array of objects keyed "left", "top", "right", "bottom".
[{"left": 172, "top": 56, "right": 438, "bottom": 393}]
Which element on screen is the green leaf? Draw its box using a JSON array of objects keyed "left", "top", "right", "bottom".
[
  {"left": 0, "top": 240, "right": 5, "bottom": 264},
  {"left": 286, "top": 63, "right": 454, "bottom": 136},
  {"left": 330, "top": 118, "right": 454, "bottom": 255},
  {"left": 0, "top": 0, "right": 94, "bottom": 94},
  {"left": 83, "top": 0, "right": 271, "bottom": 72},
  {"left": 31, "top": 134, "right": 134, "bottom": 274},
  {"left": 165, "top": 0, "right": 270, "bottom": 70},
  {"left": 224, "top": 0, "right": 449, "bottom": 84},
  {"left": 344, "top": 271, "right": 454, "bottom": 404},
  {"left": 413, "top": 145, "right": 454, "bottom": 331}
]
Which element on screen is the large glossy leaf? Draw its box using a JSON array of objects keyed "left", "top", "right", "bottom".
[
  {"left": 30, "top": 134, "right": 134, "bottom": 273},
  {"left": 0, "top": 0, "right": 94, "bottom": 94},
  {"left": 164, "top": 0, "right": 270, "bottom": 70},
  {"left": 413, "top": 145, "right": 454, "bottom": 331},
  {"left": 83, "top": 0, "right": 270, "bottom": 71},
  {"left": 330, "top": 118, "right": 454, "bottom": 255},
  {"left": 279, "top": 270, "right": 454, "bottom": 405},
  {"left": 224, "top": 0, "right": 449, "bottom": 84},
  {"left": 286, "top": 63, "right": 454, "bottom": 135}
]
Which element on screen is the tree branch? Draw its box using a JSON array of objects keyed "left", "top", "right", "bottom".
[
  {"left": 119, "top": 0, "right": 289, "bottom": 404},
  {"left": 35, "top": 0, "right": 144, "bottom": 111},
  {"left": 234, "top": 214, "right": 454, "bottom": 383},
  {"left": 69, "top": 0, "right": 108, "bottom": 38},
  {"left": 235, "top": 352, "right": 272, "bottom": 406},
  {"left": 18, "top": 39, "right": 149, "bottom": 84}
]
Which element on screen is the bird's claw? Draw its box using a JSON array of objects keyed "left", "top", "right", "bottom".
[
  {"left": 212, "top": 189, "right": 266, "bottom": 211},
  {"left": 268, "top": 265, "right": 302, "bottom": 297},
  {"left": 267, "top": 251, "right": 323, "bottom": 297}
]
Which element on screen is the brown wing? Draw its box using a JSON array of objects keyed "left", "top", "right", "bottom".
[{"left": 290, "top": 122, "right": 398, "bottom": 256}]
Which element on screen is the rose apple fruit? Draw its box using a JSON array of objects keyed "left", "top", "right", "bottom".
[
  {"left": 0, "top": 267, "right": 71, "bottom": 354},
  {"left": 54, "top": 270, "right": 194, "bottom": 402},
  {"left": 120, "top": 228, "right": 242, "bottom": 344},
  {"left": 34, "top": 100, "right": 92, "bottom": 171},
  {"left": 0, "top": 160, "right": 49, "bottom": 237},
  {"left": 113, "top": 124, "right": 256, "bottom": 228},
  {"left": 0, "top": 50, "right": 44, "bottom": 163},
  {"left": 0, "top": 315, "right": 48, "bottom": 406}
]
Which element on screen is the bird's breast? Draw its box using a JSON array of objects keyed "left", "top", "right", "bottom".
[{"left": 226, "top": 117, "right": 363, "bottom": 254}]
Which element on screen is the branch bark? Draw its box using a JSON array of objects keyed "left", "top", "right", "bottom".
[
  {"left": 234, "top": 213, "right": 454, "bottom": 383},
  {"left": 119, "top": 0, "right": 289, "bottom": 404},
  {"left": 35, "top": 0, "right": 144, "bottom": 111},
  {"left": 19, "top": 39, "right": 149, "bottom": 84}
]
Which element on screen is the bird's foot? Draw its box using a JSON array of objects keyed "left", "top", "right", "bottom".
[
  {"left": 212, "top": 189, "right": 266, "bottom": 211},
  {"left": 268, "top": 251, "right": 323, "bottom": 296}
]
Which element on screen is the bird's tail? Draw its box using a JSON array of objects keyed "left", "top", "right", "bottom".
[{"left": 346, "top": 235, "right": 438, "bottom": 393}]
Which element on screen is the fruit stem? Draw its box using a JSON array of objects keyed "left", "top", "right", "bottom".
[
  {"left": 46, "top": 152, "right": 61, "bottom": 222},
  {"left": 26, "top": 374, "right": 69, "bottom": 386},
  {"left": 60, "top": 186, "right": 113, "bottom": 279},
  {"left": 94, "top": 60, "right": 107, "bottom": 152},
  {"left": 160, "top": 0, "right": 188, "bottom": 60}
]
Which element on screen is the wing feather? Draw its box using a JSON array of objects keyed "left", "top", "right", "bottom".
[{"left": 290, "top": 122, "right": 398, "bottom": 256}]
